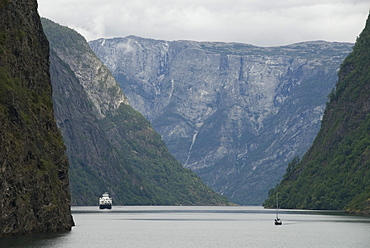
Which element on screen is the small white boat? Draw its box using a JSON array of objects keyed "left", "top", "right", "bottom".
[
  {"left": 274, "top": 194, "right": 282, "bottom": 225},
  {"left": 99, "top": 192, "right": 112, "bottom": 209}
]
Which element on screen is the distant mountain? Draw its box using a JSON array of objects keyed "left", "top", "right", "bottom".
[
  {"left": 263, "top": 14, "right": 370, "bottom": 214},
  {"left": 41, "top": 18, "right": 229, "bottom": 206},
  {"left": 89, "top": 36, "right": 353, "bottom": 204},
  {"left": 0, "top": 1, "right": 73, "bottom": 236}
]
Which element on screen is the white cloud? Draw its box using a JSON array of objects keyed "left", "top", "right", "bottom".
[
  {"left": 38, "top": 0, "right": 369, "bottom": 46},
  {"left": 116, "top": 40, "right": 135, "bottom": 54}
]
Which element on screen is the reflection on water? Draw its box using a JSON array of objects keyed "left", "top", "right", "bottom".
[
  {"left": 1, "top": 206, "right": 369, "bottom": 248},
  {"left": 0, "top": 232, "right": 70, "bottom": 248}
]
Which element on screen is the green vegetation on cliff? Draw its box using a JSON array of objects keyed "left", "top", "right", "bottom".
[
  {"left": 263, "top": 14, "right": 370, "bottom": 214},
  {"left": 0, "top": 0, "right": 73, "bottom": 237},
  {"left": 41, "top": 18, "right": 230, "bottom": 206}
]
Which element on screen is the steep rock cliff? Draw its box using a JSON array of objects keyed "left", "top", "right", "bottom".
[
  {"left": 42, "top": 18, "right": 229, "bottom": 206},
  {"left": 90, "top": 37, "right": 353, "bottom": 204},
  {"left": 264, "top": 14, "right": 370, "bottom": 214},
  {"left": 0, "top": 0, "right": 73, "bottom": 237}
]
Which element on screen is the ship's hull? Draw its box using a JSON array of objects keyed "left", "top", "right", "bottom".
[{"left": 99, "top": 204, "right": 112, "bottom": 209}]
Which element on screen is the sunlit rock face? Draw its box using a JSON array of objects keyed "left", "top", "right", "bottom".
[{"left": 90, "top": 37, "right": 353, "bottom": 204}]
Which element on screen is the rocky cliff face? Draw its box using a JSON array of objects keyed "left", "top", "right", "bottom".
[
  {"left": 90, "top": 37, "right": 353, "bottom": 204},
  {"left": 42, "top": 18, "right": 229, "bottom": 206},
  {"left": 0, "top": 0, "right": 73, "bottom": 237}
]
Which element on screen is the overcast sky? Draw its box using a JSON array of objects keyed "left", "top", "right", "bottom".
[{"left": 38, "top": 0, "right": 369, "bottom": 47}]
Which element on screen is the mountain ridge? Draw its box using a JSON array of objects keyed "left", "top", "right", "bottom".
[{"left": 90, "top": 36, "right": 353, "bottom": 204}]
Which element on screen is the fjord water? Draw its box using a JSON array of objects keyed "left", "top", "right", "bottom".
[{"left": 1, "top": 206, "right": 369, "bottom": 248}]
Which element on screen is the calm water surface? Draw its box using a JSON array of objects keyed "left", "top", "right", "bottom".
[{"left": 1, "top": 206, "right": 369, "bottom": 248}]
